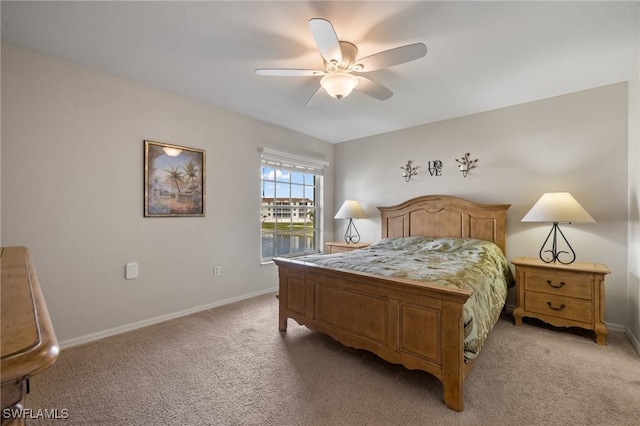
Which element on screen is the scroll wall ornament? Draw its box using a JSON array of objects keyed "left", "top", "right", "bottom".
[
  {"left": 455, "top": 153, "right": 478, "bottom": 177},
  {"left": 401, "top": 160, "right": 420, "bottom": 182}
]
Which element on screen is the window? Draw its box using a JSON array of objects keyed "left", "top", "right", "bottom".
[{"left": 260, "top": 148, "right": 328, "bottom": 261}]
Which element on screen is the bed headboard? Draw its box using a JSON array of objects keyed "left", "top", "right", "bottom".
[{"left": 378, "top": 195, "right": 510, "bottom": 254}]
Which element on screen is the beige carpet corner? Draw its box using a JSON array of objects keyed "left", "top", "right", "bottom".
[{"left": 25, "top": 293, "right": 640, "bottom": 425}]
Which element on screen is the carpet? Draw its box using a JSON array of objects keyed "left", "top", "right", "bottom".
[{"left": 24, "top": 293, "right": 640, "bottom": 425}]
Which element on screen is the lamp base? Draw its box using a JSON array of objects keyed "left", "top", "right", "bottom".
[
  {"left": 343, "top": 218, "right": 361, "bottom": 244},
  {"left": 538, "top": 222, "right": 576, "bottom": 265}
]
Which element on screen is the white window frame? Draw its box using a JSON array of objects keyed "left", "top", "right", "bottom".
[{"left": 260, "top": 148, "right": 329, "bottom": 262}]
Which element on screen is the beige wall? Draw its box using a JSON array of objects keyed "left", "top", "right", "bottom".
[
  {"left": 335, "top": 83, "right": 631, "bottom": 330},
  {"left": 1, "top": 43, "right": 334, "bottom": 345},
  {"left": 629, "top": 8, "right": 640, "bottom": 349},
  {"left": 3, "top": 41, "right": 637, "bottom": 349}
]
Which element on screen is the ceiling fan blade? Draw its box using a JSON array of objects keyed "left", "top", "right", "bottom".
[
  {"left": 356, "top": 43, "right": 427, "bottom": 72},
  {"left": 306, "top": 86, "right": 330, "bottom": 107},
  {"left": 255, "top": 69, "right": 324, "bottom": 77},
  {"left": 355, "top": 76, "right": 393, "bottom": 100},
  {"left": 308, "top": 18, "right": 342, "bottom": 65}
]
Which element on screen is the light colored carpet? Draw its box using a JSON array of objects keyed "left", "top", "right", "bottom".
[{"left": 26, "top": 293, "right": 639, "bottom": 425}]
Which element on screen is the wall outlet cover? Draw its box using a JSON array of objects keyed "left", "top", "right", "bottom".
[{"left": 125, "top": 263, "right": 138, "bottom": 280}]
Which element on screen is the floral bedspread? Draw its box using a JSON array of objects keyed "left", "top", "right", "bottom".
[{"left": 296, "top": 237, "right": 514, "bottom": 359}]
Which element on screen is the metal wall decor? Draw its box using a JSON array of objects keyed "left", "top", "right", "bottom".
[
  {"left": 455, "top": 152, "right": 478, "bottom": 177},
  {"left": 427, "top": 160, "right": 443, "bottom": 176},
  {"left": 401, "top": 160, "right": 419, "bottom": 182},
  {"left": 399, "top": 155, "right": 478, "bottom": 180}
]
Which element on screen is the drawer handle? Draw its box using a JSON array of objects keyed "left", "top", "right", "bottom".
[
  {"left": 547, "top": 301, "right": 566, "bottom": 311},
  {"left": 547, "top": 280, "right": 566, "bottom": 289}
]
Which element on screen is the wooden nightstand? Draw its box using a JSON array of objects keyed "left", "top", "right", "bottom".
[
  {"left": 325, "top": 241, "right": 369, "bottom": 254},
  {"left": 512, "top": 257, "right": 610, "bottom": 345}
]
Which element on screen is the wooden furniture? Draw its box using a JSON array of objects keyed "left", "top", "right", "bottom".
[
  {"left": 1, "top": 247, "right": 59, "bottom": 425},
  {"left": 275, "top": 195, "right": 509, "bottom": 411},
  {"left": 512, "top": 257, "right": 610, "bottom": 345},
  {"left": 325, "top": 241, "right": 369, "bottom": 253}
]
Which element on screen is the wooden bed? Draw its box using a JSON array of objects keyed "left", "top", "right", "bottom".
[{"left": 274, "top": 195, "right": 509, "bottom": 411}]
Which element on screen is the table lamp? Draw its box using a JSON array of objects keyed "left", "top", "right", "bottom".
[
  {"left": 521, "top": 192, "right": 595, "bottom": 264},
  {"left": 334, "top": 200, "right": 367, "bottom": 244}
]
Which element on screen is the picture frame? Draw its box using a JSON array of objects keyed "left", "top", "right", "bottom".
[{"left": 144, "top": 140, "right": 205, "bottom": 217}]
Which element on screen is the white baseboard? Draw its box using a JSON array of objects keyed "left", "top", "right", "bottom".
[
  {"left": 609, "top": 323, "right": 640, "bottom": 356},
  {"left": 607, "top": 322, "right": 627, "bottom": 332},
  {"left": 60, "top": 290, "right": 640, "bottom": 357},
  {"left": 624, "top": 326, "right": 640, "bottom": 356},
  {"left": 59, "top": 287, "right": 278, "bottom": 349}
]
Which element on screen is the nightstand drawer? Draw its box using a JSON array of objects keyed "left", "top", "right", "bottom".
[
  {"left": 325, "top": 242, "right": 369, "bottom": 254},
  {"left": 523, "top": 270, "right": 592, "bottom": 300},
  {"left": 328, "top": 245, "right": 355, "bottom": 254},
  {"left": 524, "top": 292, "right": 593, "bottom": 323}
]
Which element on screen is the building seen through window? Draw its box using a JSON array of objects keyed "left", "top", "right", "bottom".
[{"left": 261, "top": 167, "right": 319, "bottom": 260}]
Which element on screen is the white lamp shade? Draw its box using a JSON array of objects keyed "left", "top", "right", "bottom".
[
  {"left": 321, "top": 72, "right": 359, "bottom": 99},
  {"left": 334, "top": 200, "right": 367, "bottom": 219},
  {"left": 522, "top": 192, "right": 595, "bottom": 223}
]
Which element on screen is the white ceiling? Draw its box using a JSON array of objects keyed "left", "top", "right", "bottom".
[{"left": 2, "top": 1, "right": 638, "bottom": 143}]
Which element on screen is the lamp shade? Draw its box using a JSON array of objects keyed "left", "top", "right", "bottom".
[
  {"left": 321, "top": 72, "right": 359, "bottom": 100},
  {"left": 521, "top": 192, "right": 595, "bottom": 223},
  {"left": 334, "top": 200, "right": 367, "bottom": 219}
]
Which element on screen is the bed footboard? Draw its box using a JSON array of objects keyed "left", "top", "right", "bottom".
[{"left": 274, "top": 257, "right": 472, "bottom": 412}]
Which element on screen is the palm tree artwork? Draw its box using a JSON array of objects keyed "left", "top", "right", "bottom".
[
  {"left": 145, "top": 141, "right": 205, "bottom": 217},
  {"left": 164, "top": 165, "right": 185, "bottom": 193},
  {"left": 182, "top": 161, "right": 199, "bottom": 194}
]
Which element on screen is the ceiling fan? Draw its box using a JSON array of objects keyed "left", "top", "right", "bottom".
[{"left": 255, "top": 18, "right": 427, "bottom": 106}]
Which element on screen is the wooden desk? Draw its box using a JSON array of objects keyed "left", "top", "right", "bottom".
[{"left": 1, "top": 247, "right": 59, "bottom": 425}]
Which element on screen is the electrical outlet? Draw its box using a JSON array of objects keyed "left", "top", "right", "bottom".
[{"left": 214, "top": 265, "right": 221, "bottom": 276}]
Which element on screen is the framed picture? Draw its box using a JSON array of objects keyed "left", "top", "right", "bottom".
[{"left": 144, "top": 140, "right": 205, "bottom": 217}]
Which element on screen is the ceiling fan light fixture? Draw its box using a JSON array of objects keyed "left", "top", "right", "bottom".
[
  {"left": 256, "top": 18, "right": 427, "bottom": 104},
  {"left": 321, "top": 72, "right": 359, "bottom": 100}
]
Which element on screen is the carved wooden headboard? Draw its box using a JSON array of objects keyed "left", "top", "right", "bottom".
[{"left": 377, "top": 195, "right": 510, "bottom": 254}]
